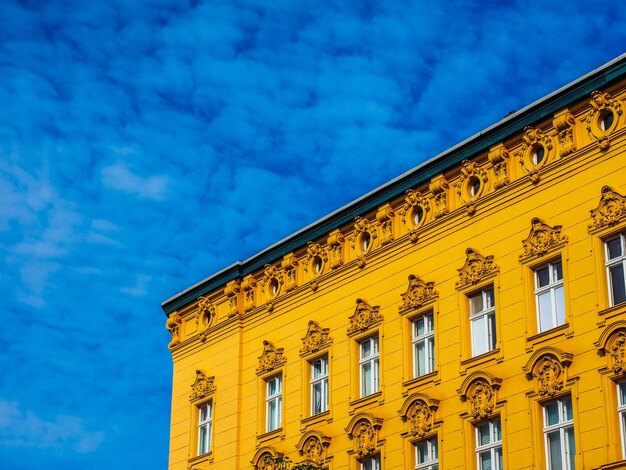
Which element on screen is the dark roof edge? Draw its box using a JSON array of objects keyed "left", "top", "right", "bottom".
[{"left": 162, "top": 53, "right": 626, "bottom": 315}]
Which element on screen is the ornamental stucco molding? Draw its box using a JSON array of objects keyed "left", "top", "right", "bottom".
[
  {"left": 257, "top": 340, "right": 286, "bottom": 375},
  {"left": 300, "top": 320, "right": 332, "bottom": 357},
  {"left": 190, "top": 369, "right": 215, "bottom": 401},
  {"left": 519, "top": 217, "right": 568, "bottom": 261},
  {"left": 399, "top": 275, "right": 437, "bottom": 312},
  {"left": 347, "top": 298, "right": 382, "bottom": 335},
  {"left": 589, "top": 186, "right": 626, "bottom": 233},
  {"left": 456, "top": 248, "right": 498, "bottom": 288}
]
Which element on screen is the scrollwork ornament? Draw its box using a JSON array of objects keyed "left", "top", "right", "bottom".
[
  {"left": 467, "top": 379, "right": 495, "bottom": 419},
  {"left": 302, "top": 436, "right": 325, "bottom": 466},
  {"left": 399, "top": 275, "right": 437, "bottom": 311},
  {"left": 456, "top": 248, "right": 499, "bottom": 288},
  {"left": 586, "top": 90, "right": 623, "bottom": 151},
  {"left": 257, "top": 340, "right": 286, "bottom": 374},
  {"left": 407, "top": 401, "right": 432, "bottom": 438},
  {"left": 300, "top": 320, "right": 332, "bottom": 356},
  {"left": 196, "top": 296, "right": 215, "bottom": 329},
  {"left": 429, "top": 175, "right": 449, "bottom": 219},
  {"left": 327, "top": 229, "right": 345, "bottom": 270},
  {"left": 589, "top": 186, "right": 626, "bottom": 232},
  {"left": 348, "top": 298, "right": 382, "bottom": 334},
  {"left": 553, "top": 109, "right": 577, "bottom": 157},
  {"left": 354, "top": 421, "right": 376, "bottom": 457},
  {"left": 609, "top": 331, "right": 626, "bottom": 375},
  {"left": 166, "top": 314, "right": 182, "bottom": 350},
  {"left": 190, "top": 370, "right": 215, "bottom": 400},
  {"left": 518, "top": 126, "right": 553, "bottom": 183},
  {"left": 520, "top": 217, "right": 568, "bottom": 260},
  {"left": 535, "top": 355, "right": 564, "bottom": 397},
  {"left": 399, "top": 189, "right": 430, "bottom": 227},
  {"left": 488, "top": 144, "right": 510, "bottom": 189}
]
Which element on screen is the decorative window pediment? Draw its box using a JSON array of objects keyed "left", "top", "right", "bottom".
[
  {"left": 257, "top": 340, "right": 286, "bottom": 375},
  {"left": 456, "top": 248, "right": 499, "bottom": 289},
  {"left": 457, "top": 371, "right": 501, "bottom": 420},
  {"left": 596, "top": 321, "right": 626, "bottom": 375},
  {"left": 251, "top": 447, "right": 281, "bottom": 470},
  {"left": 300, "top": 320, "right": 332, "bottom": 357},
  {"left": 345, "top": 412, "right": 383, "bottom": 458},
  {"left": 523, "top": 346, "right": 573, "bottom": 397},
  {"left": 347, "top": 298, "right": 382, "bottom": 336},
  {"left": 295, "top": 430, "right": 331, "bottom": 467},
  {"left": 166, "top": 314, "right": 182, "bottom": 350},
  {"left": 190, "top": 369, "right": 215, "bottom": 402},
  {"left": 399, "top": 275, "right": 438, "bottom": 312},
  {"left": 398, "top": 393, "right": 439, "bottom": 438},
  {"left": 588, "top": 186, "right": 626, "bottom": 233},
  {"left": 519, "top": 217, "right": 568, "bottom": 261}
]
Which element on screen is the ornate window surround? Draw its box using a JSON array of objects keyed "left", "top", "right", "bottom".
[
  {"left": 188, "top": 370, "right": 216, "bottom": 467},
  {"left": 295, "top": 430, "right": 332, "bottom": 468},
  {"left": 345, "top": 412, "right": 384, "bottom": 470},
  {"left": 256, "top": 340, "right": 287, "bottom": 442},
  {"left": 398, "top": 393, "right": 442, "bottom": 469}
]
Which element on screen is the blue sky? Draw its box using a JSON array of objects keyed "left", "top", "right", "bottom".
[{"left": 0, "top": 1, "right": 624, "bottom": 468}]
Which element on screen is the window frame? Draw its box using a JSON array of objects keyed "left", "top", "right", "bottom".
[
  {"left": 542, "top": 395, "right": 575, "bottom": 470},
  {"left": 412, "top": 312, "right": 435, "bottom": 378},
  {"left": 618, "top": 380, "right": 626, "bottom": 459},
  {"left": 469, "top": 287, "right": 496, "bottom": 357},
  {"left": 534, "top": 259, "right": 566, "bottom": 333},
  {"left": 360, "top": 454, "right": 381, "bottom": 470},
  {"left": 310, "top": 355, "right": 329, "bottom": 416},
  {"left": 474, "top": 417, "right": 502, "bottom": 470},
  {"left": 359, "top": 335, "right": 380, "bottom": 398},
  {"left": 265, "top": 375, "right": 283, "bottom": 433},
  {"left": 197, "top": 400, "right": 213, "bottom": 456},
  {"left": 605, "top": 231, "right": 626, "bottom": 307},
  {"left": 414, "top": 436, "right": 439, "bottom": 470}
]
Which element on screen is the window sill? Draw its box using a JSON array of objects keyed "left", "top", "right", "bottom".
[
  {"left": 526, "top": 323, "right": 570, "bottom": 350},
  {"left": 599, "top": 302, "right": 626, "bottom": 321},
  {"left": 301, "top": 410, "right": 331, "bottom": 427},
  {"left": 349, "top": 391, "right": 382, "bottom": 412},
  {"left": 257, "top": 427, "right": 284, "bottom": 443},
  {"left": 596, "top": 459, "right": 626, "bottom": 469},
  {"left": 188, "top": 452, "right": 213, "bottom": 467},
  {"left": 402, "top": 371, "right": 439, "bottom": 395},
  {"left": 460, "top": 349, "right": 501, "bottom": 373}
]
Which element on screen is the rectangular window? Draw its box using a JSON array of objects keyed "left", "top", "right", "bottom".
[
  {"left": 469, "top": 287, "right": 496, "bottom": 356},
  {"left": 606, "top": 233, "right": 626, "bottom": 306},
  {"left": 197, "top": 401, "right": 212, "bottom": 455},
  {"left": 415, "top": 436, "right": 438, "bottom": 470},
  {"left": 310, "top": 355, "right": 329, "bottom": 415},
  {"left": 543, "top": 396, "right": 575, "bottom": 470},
  {"left": 618, "top": 381, "right": 626, "bottom": 458},
  {"left": 361, "top": 454, "right": 381, "bottom": 470},
  {"left": 534, "top": 260, "right": 565, "bottom": 332},
  {"left": 413, "top": 313, "right": 435, "bottom": 377},
  {"left": 475, "top": 418, "right": 502, "bottom": 470},
  {"left": 360, "top": 336, "right": 379, "bottom": 397},
  {"left": 266, "top": 375, "right": 282, "bottom": 432}
]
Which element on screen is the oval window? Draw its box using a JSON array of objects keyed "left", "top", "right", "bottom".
[
  {"left": 313, "top": 256, "right": 323, "bottom": 274},
  {"left": 601, "top": 110, "right": 615, "bottom": 132},
  {"left": 532, "top": 145, "right": 545, "bottom": 165},
  {"left": 362, "top": 233, "right": 371, "bottom": 252},
  {"left": 270, "top": 279, "right": 279, "bottom": 296},
  {"left": 469, "top": 177, "right": 481, "bottom": 198}
]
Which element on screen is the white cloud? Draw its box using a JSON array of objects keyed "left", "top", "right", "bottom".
[{"left": 101, "top": 163, "right": 171, "bottom": 201}]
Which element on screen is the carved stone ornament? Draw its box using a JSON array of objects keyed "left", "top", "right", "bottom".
[
  {"left": 166, "top": 314, "right": 182, "bottom": 350},
  {"left": 300, "top": 436, "right": 326, "bottom": 466},
  {"left": 553, "top": 109, "right": 577, "bottom": 157},
  {"left": 399, "top": 275, "right": 437, "bottom": 311},
  {"left": 190, "top": 370, "right": 215, "bottom": 400},
  {"left": 242, "top": 276, "right": 257, "bottom": 312},
  {"left": 356, "top": 254, "right": 367, "bottom": 269},
  {"left": 262, "top": 264, "right": 283, "bottom": 295},
  {"left": 520, "top": 217, "right": 568, "bottom": 261},
  {"left": 399, "top": 189, "right": 430, "bottom": 228},
  {"left": 281, "top": 253, "right": 299, "bottom": 292},
  {"left": 608, "top": 330, "right": 626, "bottom": 375},
  {"left": 518, "top": 126, "right": 553, "bottom": 183},
  {"left": 456, "top": 248, "right": 499, "bottom": 288},
  {"left": 255, "top": 453, "right": 277, "bottom": 470},
  {"left": 304, "top": 242, "right": 328, "bottom": 276},
  {"left": 257, "top": 340, "right": 286, "bottom": 374},
  {"left": 586, "top": 90, "right": 623, "bottom": 151},
  {"left": 535, "top": 355, "right": 565, "bottom": 397},
  {"left": 488, "top": 144, "right": 510, "bottom": 190},
  {"left": 351, "top": 216, "right": 376, "bottom": 251},
  {"left": 348, "top": 298, "right": 382, "bottom": 335},
  {"left": 589, "top": 186, "right": 626, "bottom": 232},
  {"left": 456, "top": 159, "right": 489, "bottom": 215},
  {"left": 376, "top": 204, "right": 395, "bottom": 246},
  {"left": 224, "top": 280, "right": 241, "bottom": 317},
  {"left": 354, "top": 420, "right": 376, "bottom": 457},
  {"left": 407, "top": 400, "right": 433, "bottom": 438},
  {"left": 467, "top": 379, "right": 495, "bottom": 419},
  {"left": 327, "top": 229, "right": 345, "bottom": 270},
  {"left": 429, "top": 174, "right": 449, "bottom": 219},
  {"left": 300, "top": 320, "right": 332, "bottom": 356},
  {"left": 196, "top": 296, "right": 216, "bottom": 332}
]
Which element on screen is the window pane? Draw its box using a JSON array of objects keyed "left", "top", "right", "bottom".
[
  {"left": 313, "top": 383, "right": 321, "bottom": 414},
  {"left": 361, "top": 340, "right": 371, "bottom": 358},
  {"left": 416, "top": 341, "right": 426, "bottom": 376},
  {"left": 200, "top": 405, "right": 208, "bottom": 422},
  {"left": 546, "top": 401, "right": 560, "bottom": 426},
  {"left": 547, "top": 431, "right": 563, "bottom": 469},
  {"left": 566, "top": 427, "right": 576, "bottom": 469},
  {"left": 619, "top": 382, "right": 626, "bottom": 405},
  {"left": 416, "top": 317, "right": 425, "bottom": 336},
  {"left": 485, "top": 288, "right": 495, "bottom": 309},
  {"left": 553, "top": 261, "right": 563, "bottom": 281},
  {"left": 538, "top": 291, "right": 553, "bottom": 331},
  {"left": 496, "top": 447, "right": 503, "bottom": 470},
  {"left": 562, "top": 396, "right": 573, "bottom": 421},
  {"left": 373, "top": 358, "right": 379, "bottom": 390},
  {"left": 488, "top": 313, "right": 497, "bottom": 349},
  {"left": 479, "top": 450, "right": 492, "bottom": 470},
  {"left": 428, "top": 338, "right": 435, "bottom": 372},
  {"left": 608, "top": 237, "right": 623, "bottom": 259},
  {"left": 372, "top": 336, "right": 379, "bottom": 353},
  {"left": 470, "top": 293, "right": 483, "bottom": 314},
  {"left": 362, "top": 362, "right": 371, "bottom": 395},
  {"left": 477, "top": 422, "right": 491, "bottom": 445},
  {"left": 537, "top": 266, "right": 550, "bottom": 287},
  {"left": 493, "top": 419, "right": 502, "bottom": 440},
  {"left": 554, "top": 285, "right": 566, "bottom": 326},
  {"left": 472, "top": 317, "right": 487, "bottom": 356},
  {"left": 610, "top": 264, "right": 626, "bottom": 305},
  {"left": 416, "top": 441, "right": 429, "bottom": 463},
  {"left": 199, "top": 426, "right": 208, "bottom": 454}
]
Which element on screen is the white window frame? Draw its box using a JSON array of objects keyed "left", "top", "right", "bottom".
[
  {"left": 415, "top": 436, "right": 438, "bottom": 470},
  {"left": 360, "top": 454, "right": 381, "bottom": 470},
  {"left": 534, "top": 260, "right": 565, "bottom": 332},
  {"left": 359, "top": 336, "right": 380, "bottom": 398},
  {"left": 543, "top": 396, "right": 575, "bottom": 470},
  {"left": 412, "top": 313, "right": 435, "bottom": 377},
  {"left": 475, "top": 418, "right": 502, "bottom": 470},
  {"left": 310, "top": 355, "right": 329, "bottom": 415},
  {"left": 605, "top": 232, "right": 626, "bottom": 306},
  {"left": 618, "top": 381, "right": 626, "bottom": 458},
  {"left": 265, "top": 375, "right": 282, "bottom": 432},
  {"left": 469, "top": 287, "right": 496, "bottom": 356},
  {"left": 197, "top": 401, "right": 212, "bottom": 455}
]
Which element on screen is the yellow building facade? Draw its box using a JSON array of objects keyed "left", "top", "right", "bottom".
[{"left": 163, "top": 55, "right": 626, "bottom": 470}]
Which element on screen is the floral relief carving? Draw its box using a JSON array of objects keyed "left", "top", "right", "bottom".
[
  {"left": 166, "top": 314, "right": 182, "bottom": 350},
  {"left": 354, "top": 420, "right": 376, "bottom": 457},
  {"left": 466, "top": 379, "right": 495, "bottom": 419},
  {"left": 608, "top": 330, "right": 626, "bottom": 375},
  {"left": 196, "top": 296, "right": 216, "bottom": 328},
  {"left": 429, "top": 174, "right": 449, "bottom": 219},
  {"left": 589, "top": 186, "right": 626, "bottom": 232},
  {"left": 586, "top": 90, "right": 623, "bottom": 151},
  {"left": 224, "top": 280, "right": 241, "bottom": 317},
  {"left": 190, "top": 369, "right": 215, "bottom": 400},
  {"left": 262, "top": 264, "right": 283, "bottom": 296},
  {"left": 518, "top": 126, "right": 553, "bottom": 184},
  {"left": 376, "top": 204, "right": 395, "bottom": 246},
  {"left": 348, "top": 298, "right": 382, "bottom": 335},
  {"left": 535, "top": 355, "right": 565, "bottom": 397},
  {"left": 327, "top": 229, "right": 345, "bottom": 270},
  {"left": 300, "top": 320, "right": 332, "bottom": 356},
  {"left": 257, "top": 453, "right": 276, "bottom": 470},
  {"left": 242, "top": 276, "right": 257, "bottom": 312},
  {"left": 520, "top": 217, "right": 568, "bottom": 260},
  {"left": 399, "top": 275, "right": 437, "bottom": 311},
  {"left": 553, "top": 109, "right": 577, "bottom": 157},
  {"left": 301, "top": 436, "right": 326, "bottom": 466},
  {"left": 488, "top": 144, "right": 510, "bottom": 190},
  {"left": 257, "top": 340, "right": 286, "bottom": 374},
  {"left": 456, "top": 248, "right": 499, "bottom": 288},
  {"left": 407, "top": 400, "right": 433, "bottom": 438}
]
